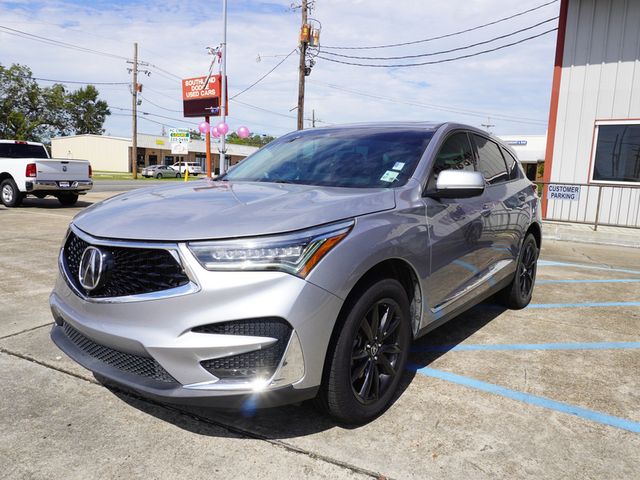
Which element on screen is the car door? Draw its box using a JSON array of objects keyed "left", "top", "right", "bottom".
[
  {"left": 470, "top": 133, "right": 519, "bottom": 279},
  {"left": 423, "top": 131, "right": 493, "bottom": 318}
]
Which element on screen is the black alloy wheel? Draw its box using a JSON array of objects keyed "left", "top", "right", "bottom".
[
  {"left": 519, "top": 240, "right": 537, "bottom": 298},
  {"left": 351, "top": 299, "right": 403, "bottom": 405},
  {"left": 500, "top": 233, "right": 538, "bottom": 309},
  {"left": 319, "top": 278, "right": 410, "bottom": 424}
]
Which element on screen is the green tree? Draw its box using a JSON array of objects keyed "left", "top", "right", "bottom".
[
  {"left": 226, "top": 132, "right": 275, "bottom": 147},
  {"left": 67, "top": 85, "right": 110, "bottom": 134},
  {"left": 0, "top": 63, "right": 110, "bottom": 141}
]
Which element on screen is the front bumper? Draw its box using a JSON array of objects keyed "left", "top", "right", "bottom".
[
  {"left": 49, "top": 233, "right": 344, "bottom": 408},
  {"left": 26, "top": 180, "right": 93, "bottom": 193}
]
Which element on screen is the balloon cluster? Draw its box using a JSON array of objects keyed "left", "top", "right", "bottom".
[{"left": 198, "top": 121, "right": 250, "bottom": 139}]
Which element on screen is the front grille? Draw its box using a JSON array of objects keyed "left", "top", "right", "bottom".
[
  {"left": 63, "top": 231, "right": 190, "bottom": 298},
  {"left": 197, "top": 318, "right": 293, "bottom": 380},
  {"left": 62, "top": 322, "right": 177, "bottom": 384}
]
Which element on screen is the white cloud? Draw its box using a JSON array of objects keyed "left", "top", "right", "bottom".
[{"left": 0, "top": 0, "right": 559, "bottom": 137}]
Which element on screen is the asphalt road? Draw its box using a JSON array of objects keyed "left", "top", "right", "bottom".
[
  {"left": 92, "top": 179, "right": 177, "bottom": 192},
  {"left": 1, "top": 192, "right": 639, "bottom": 479}
]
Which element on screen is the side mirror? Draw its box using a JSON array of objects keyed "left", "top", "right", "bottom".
[{"left": 425, "top": 170, "right": 485, "bottom": 199}]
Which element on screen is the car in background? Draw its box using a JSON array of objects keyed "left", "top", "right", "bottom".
[
  {"left": 1, "top": 139, "right": 92, "bottom": 207},
  {"left": 170, "top": 162, "right": 202, "bottom": 175},
  {"left": 50, "top": 122, "right": 541, "bottom": 424},
  {"left": 141, "top": 164, "right": 180, "bottom": 179}
]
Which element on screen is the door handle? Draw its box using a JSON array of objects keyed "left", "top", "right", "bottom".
[
  {"left": 517, "top": 193, "right": 527, "bottom": 202},
  {"left": 481, "top": 204, "right": 492, "bottom": 217}
]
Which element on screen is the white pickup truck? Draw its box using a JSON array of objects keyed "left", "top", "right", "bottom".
[{"left": 0, "top": 140, "right": 93, "bottom": 207}]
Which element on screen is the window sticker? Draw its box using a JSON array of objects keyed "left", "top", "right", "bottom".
[
  {"left": 380, "top": 170, "right": 399, "bottom": 182},
  {"left": 392, "top": 162, "right": 405, "bottom": 171}
]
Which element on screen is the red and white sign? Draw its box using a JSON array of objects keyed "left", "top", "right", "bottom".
[{"left": 181, "top": 75, "right": 220, "bottom": 101}]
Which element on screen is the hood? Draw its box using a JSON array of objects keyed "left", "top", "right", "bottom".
[{"left": 73, "top": 180, "right": 396, "bottom": 241}]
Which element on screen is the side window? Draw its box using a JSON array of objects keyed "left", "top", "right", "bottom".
[
  {"left": 473, "top": 135, "right": 509, "bottom": 185},
  {"left": 501, "top": 147, "right": 522, "bottom": 181},
  {"left": 432, "top": 131, "right": 475, "bottom": 172}
]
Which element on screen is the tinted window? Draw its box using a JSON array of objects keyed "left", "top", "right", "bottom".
[
  {"left": 501, "top": 147, "right": 522, "bottom": 181},
  {"left": 0, "top": 143, "right": 48, "bottom": 159},
  {"left": 593, "top": 124, "right": 640, "bottom": 183},
  {"left": 225, "top": 128, "right": 433, "bottom": 188},
  {"left": 427, "top": 132, "right": 475, "bottom": 190},
  {"left": 473, "top": 135, "right": 509, "bottom": 185}
]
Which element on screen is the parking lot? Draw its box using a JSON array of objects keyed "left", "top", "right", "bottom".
[{"left": 1, "top": 191, "right": 639, "bottom": 479}]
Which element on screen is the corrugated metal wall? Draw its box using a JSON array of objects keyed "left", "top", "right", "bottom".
[
  {"left": 548, "top": 0, "right": 640, "bottom": 226},
  {"left": 553, "top": 0, "right": 640, "bottom": 182},
  {"left": 51, "top": 136, "right": 130, "bottom": 172}
]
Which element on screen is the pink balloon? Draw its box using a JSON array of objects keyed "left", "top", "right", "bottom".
[
  {"left": 198, "top": 121, "right": 210, "bottom": 134},
  {"left": 236, "top": 126, "right": 250, "bottom": 139},
  {"left": 217, "top": 122, "right": 229, "bottom": 135},
  {"left": 211, "top": 126, "right": 221, "bottom": 138}
]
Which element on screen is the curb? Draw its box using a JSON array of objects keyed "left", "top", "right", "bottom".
[{"left": 542, "top": 223, "right": 640, "bottom": 249}]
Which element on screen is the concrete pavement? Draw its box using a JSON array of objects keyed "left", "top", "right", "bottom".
[{"left": 1, "top": 191, "right": 639, "bottom": 479}]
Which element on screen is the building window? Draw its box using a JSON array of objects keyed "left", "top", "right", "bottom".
[{"left": 592, "top": 122, "right": 640, "bottom": 183}]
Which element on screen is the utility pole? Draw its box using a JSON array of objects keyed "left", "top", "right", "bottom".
[
  {"left": 311, "top": 109, "right": 316, "bottom": 128},
  {"left": 131, "top": 42, "right": 138, "bottom": 179},
  {"left": 297, "top": 0, "right": 309, "bottom": 130},
  {"left": 481, "top": 117, "right": 495, "bottom": 133},
  {"left": 220, "top": 0, "right": 228, "bottom": 174}
]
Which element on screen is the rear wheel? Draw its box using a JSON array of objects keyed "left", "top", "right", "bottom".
[
  {"left": 1, "top": 178, "right": 23, "bottom": 207},
  {"left": 57, "top": 193, "right": 79, "bottom": 206},
  {"left": 319, "top": 278, "right": 411, "bottom": 424},
  {"left": 499, "top": 233, "right": 538, "bottom": 309}
]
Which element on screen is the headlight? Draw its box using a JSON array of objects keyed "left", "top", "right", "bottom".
[{"left": 187, "top": 220, "right": 353, "bottom": 278}]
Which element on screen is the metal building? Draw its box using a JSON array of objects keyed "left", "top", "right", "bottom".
[
  {"left": 544, "top": 0, "right": 640, "bottom": 228},
  {"left": 51, "top": 133, "right": 258, "bottom": 174}
]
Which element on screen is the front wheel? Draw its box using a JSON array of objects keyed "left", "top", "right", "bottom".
[
  {"left": 1, "top": 178, "right": 23, "bottom": 207},
  {"left": 319, "top": 278, "right": 411, "bottom": 425},
  {"left": 175, "top": 172, "right": 181, "bottom": 178},
  {"left": 156, "top": 173, "right": 163, "bottom": 179},
  {"left": 499, "top": 233, "right": 539, "bottom": 309}
]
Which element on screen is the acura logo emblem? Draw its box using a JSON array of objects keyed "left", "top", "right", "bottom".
[{"left": 78, "top": 246, "right": 111, "bottom": 292}]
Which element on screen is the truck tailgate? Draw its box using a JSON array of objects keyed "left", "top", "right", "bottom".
[{"left": 36, "top": 159, "right": 90, "bottom": 181}]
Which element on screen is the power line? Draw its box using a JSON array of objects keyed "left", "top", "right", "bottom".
[
  {"left": 321, "top": 0, "right": 559, "bottom": 50},
  {"left": 109, "top": 105, "right": 199, "bottom": 125},
  {"left": 317, "top": 28, "right": 557, "bottom": 68},
  {"left": 321, "top": 17, "right": 557, "bottom": 60},
  {"left": 311, "top": 81, "right": 547, "bottom": 126},
  {"left": 230, "top": 48, "right": 297, "bottom": 100},
  {"left": 24, "top": 75, "right": 129, "bottom": 85},
  {"left": 140, "top": 94, "right": 182, "bottom": 112},
  {"left": 0, "top": 24, "right": 131, "bottom": 61}
]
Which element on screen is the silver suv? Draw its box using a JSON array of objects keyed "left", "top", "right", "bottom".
[{"left": 50, "top": 122, "right": 541, "bottom": 424}]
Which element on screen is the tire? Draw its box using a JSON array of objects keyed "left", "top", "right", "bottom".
[
  {"left": 175, "top": 172, "right": 181, "bottom": 178},
  {"left": 156, "top": 173, "right": 163, "bottom": 179},
  {"left": 57, "top": 193, "right": 79, "bottom": 206},
  {"left": 318, "top": 278, "right": 411, "bottom": 425},
  {"left": 1, "top": 178, "right": 23, "bottom": 207},
  {"left": 499, "top": 233, "right": 539, "bottom": 309}
]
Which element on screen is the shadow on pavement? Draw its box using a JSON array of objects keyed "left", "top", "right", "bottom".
[
  {"left": 100, "top": 301, "right": 506, "bottom": 438},
  {"left": 18, "top": 197, "right": 93, "bottom": 209}
]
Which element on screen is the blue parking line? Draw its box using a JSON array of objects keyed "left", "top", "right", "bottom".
[
  {"left": 411, "top": 341, "right": 640, "bottom": 353},
  {"left": 538, "top": 260, "right": 640, "bottom": 276},
  {"left": 527, "top": 301, "right": 640, "bottom": 309},
  {"left": 411, "top": 366, "right": 640, "bottom": 433},
  {"left": 536, "top": 278, "right": 640, "bottom": 285}
]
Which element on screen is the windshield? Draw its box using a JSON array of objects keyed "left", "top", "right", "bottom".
[
  {"left": 224, "top": 127, "right": 433, "bottom": 188},
  {"left": 0, "top": 143, "right": 48, "bottom": 159}
]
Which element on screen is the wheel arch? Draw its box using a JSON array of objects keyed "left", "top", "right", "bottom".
[{"left": 526, "top": 221, "right": 542, "bottom": 249}]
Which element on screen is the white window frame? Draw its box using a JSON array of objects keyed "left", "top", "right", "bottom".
[{"left": 590, "top": 119, "right": 640, "bottom": 185}]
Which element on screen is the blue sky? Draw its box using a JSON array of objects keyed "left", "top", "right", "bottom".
[{"left": 0, "top": 0, "right": 560, "bottom": 138}]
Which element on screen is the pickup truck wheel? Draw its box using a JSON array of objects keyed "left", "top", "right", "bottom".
[
  {"left": 318, "top": 278, "right": 411, "bottom": 425},
  {"left": 1, "top": 179, "right": 23, "bottom": 207},
  {"left": 57, "top": 193, "right": 79, "bottom": 206}
]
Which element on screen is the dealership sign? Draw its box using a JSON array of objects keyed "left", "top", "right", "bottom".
[
  {"left": 169, "top": 128, "right": 190, "bottom": 143},
  {"left": 181, "top": 75, "right": 227, "bottom": 118},
  {"left": 548, "top": 184, "right": 581, "bottom": 201}
]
